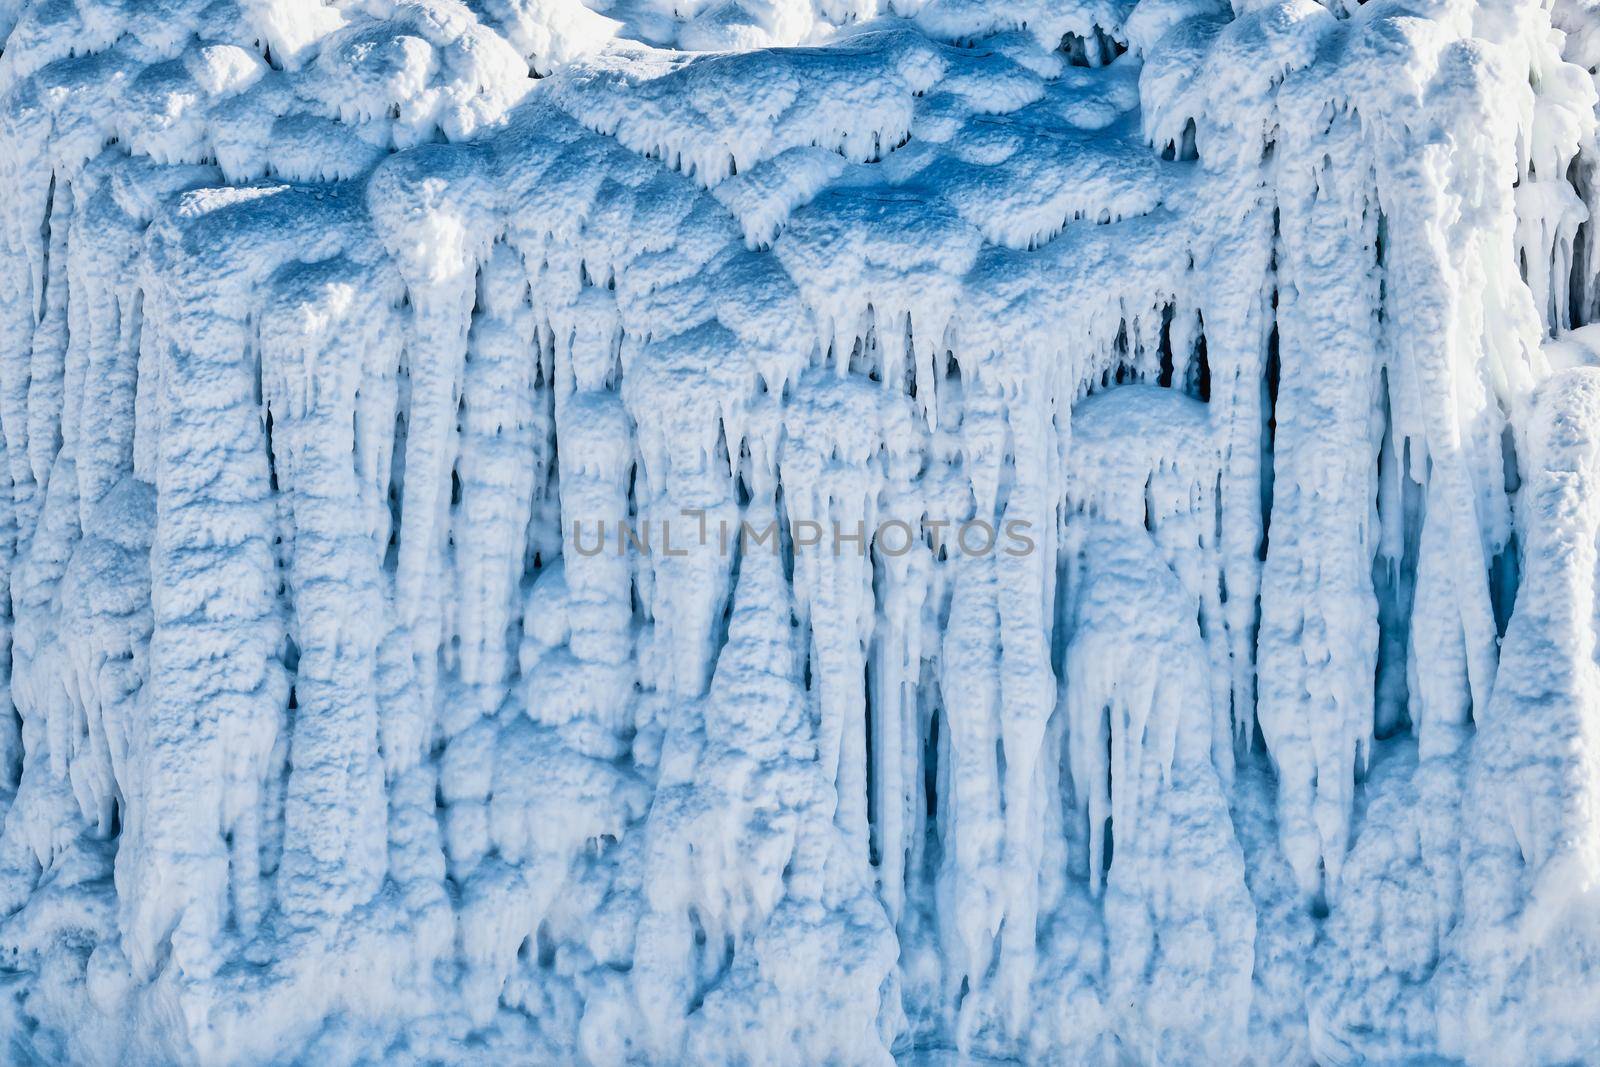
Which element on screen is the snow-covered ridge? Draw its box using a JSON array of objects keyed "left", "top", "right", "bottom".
[{"left": 1, "top": 0, "right": 1600, "bottom": 1061}]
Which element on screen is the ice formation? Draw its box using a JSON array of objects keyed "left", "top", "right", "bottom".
[{"left": 2, "top": 0, "right": 1600, "bottom": 1060}]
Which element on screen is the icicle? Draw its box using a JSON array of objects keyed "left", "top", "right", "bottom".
[
  {"left": 454, "top": 245, "right": 541, "bottom": 717},
  {"left": 120, "top": 197, "right": 289, "bottom": 981},
  {"left": 1065, "top": 522, "right": 1254, "bottom": 1064},
  {"left": 257, "top": 257, "right": 389, "bottom": 922},
  {"left": 938, "top": 549, "right": 1004, "bottom": 1041},
  {"left": 1255, "top": 105, "right": 1383, "bottom": 901}
]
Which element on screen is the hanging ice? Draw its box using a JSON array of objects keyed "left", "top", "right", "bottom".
[{"left": 3, "top": 0, "right": 1600, "bottom": 1062}]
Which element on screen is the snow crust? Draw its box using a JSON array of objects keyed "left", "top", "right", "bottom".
[{"left": 1, "top": 0, "right": 1600, "bottom": 1061}]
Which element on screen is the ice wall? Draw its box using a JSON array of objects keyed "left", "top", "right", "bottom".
[{"left": 1, "top": 0, "right": 1599, "bottom": 1062}]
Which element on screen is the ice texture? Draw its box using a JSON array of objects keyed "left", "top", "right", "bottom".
[{"left": 0, "top": 0, "right": 1599, "bottom": 1062}]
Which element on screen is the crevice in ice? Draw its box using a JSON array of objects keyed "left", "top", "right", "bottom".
[{"left": 1058, "top": 27, "right": 1127, "bottom": 68}]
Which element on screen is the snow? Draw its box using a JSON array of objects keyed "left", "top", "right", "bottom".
[{"left": 0, "top": 0, "right": 1599, "bottom": 1062}]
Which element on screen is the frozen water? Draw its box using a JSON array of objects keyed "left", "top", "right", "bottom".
[{"left": 0, "top": 0, "right": 1599, "bottom": 1062}]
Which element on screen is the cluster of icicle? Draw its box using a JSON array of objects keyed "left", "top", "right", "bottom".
[{"left": 3, "top": 0, "right": 1600, "bottom": 1062}]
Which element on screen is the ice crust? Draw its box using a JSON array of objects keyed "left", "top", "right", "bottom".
[{"left": 2, "top": 0, "right": 1600, "bottom": 1062}]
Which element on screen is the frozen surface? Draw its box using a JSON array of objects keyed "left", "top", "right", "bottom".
[{"left": 1, "top": 0, "right": 1599, "bottom": 1062}]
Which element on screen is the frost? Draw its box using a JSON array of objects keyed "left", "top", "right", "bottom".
[{"left": 1, "top": 0, "right": 1600, "bottom": 1062}]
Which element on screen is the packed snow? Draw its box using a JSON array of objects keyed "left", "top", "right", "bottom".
[{"left": 1, "top": 0, "right": 1600, "bottom": 1062}]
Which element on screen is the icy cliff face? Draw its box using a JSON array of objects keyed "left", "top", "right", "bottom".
[{"left": 2, "top": 0, "right": 1600, "bottom": 1062}]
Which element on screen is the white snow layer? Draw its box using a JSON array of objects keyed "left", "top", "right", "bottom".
[{"left": 0, "top": 0, "right": 1598, "bottom": 1060}]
